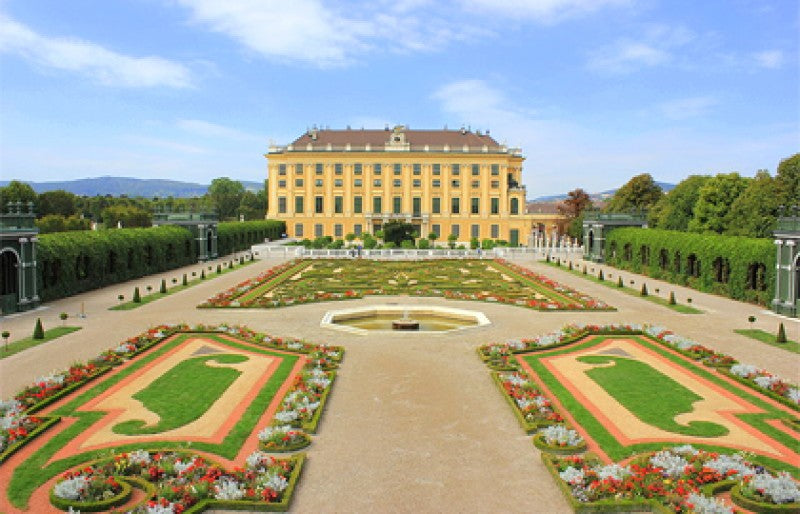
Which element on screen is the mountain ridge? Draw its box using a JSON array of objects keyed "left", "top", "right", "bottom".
[{"left": 0, "top": 176, "right": 265, "bottom": 197}]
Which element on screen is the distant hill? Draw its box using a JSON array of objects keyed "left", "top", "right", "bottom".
[
  {"left": 0, "top": 176, "right": 265, "bottom": 197},
  {"left": 533, "top": 181, "right": 675, "bottom": 202}
]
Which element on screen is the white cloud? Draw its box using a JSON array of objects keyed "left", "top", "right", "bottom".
[
  {"left": 657, "top": 96, "right": 718, "bottom": 120},
  {"left": 588, "top": 25, "right": 694, "bottom": 73},
  {"left": 461, "top": 0, "right": 632, "bottom": 22},
  {"left": 0, "top": 14, "right": 192, "bottom": 88},
  {"left": 753, "top": 50, "right": 783, "bottom": 69},
  {"left": 176, "top": 119, "right": 263, "bottom": 141}
]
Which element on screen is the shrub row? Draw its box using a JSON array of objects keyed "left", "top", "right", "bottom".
[
  {"left": 604, "top": 228, "right": 775, "bottom": 305},
  {"left": 35, "top": 220, "right": 285, "bottom": 303}
]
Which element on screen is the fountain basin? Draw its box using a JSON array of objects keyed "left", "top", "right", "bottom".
[{"left": 321, "top": 305, "right": 490, "bottom": 334}]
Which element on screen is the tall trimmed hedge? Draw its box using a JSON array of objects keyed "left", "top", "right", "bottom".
[
  {"left": 217, "top": 220, "right": 284, "bottom": 255},
  {"left": 605, "top": 227, "right": 775, "bottom": 305},
  {"left": 37, "top": 226, "right": 195, "bottom": 302}
]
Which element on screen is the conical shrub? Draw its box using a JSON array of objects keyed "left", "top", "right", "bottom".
[
  {"left": 668, "top": 291, "right": 676, "bottom": 305},
  {"left": 617, "top": 276, "right": 623, "bottom": 288},
  {"left": 777, "top": 323, "right": 787, "bottom": 343},
  {"left": 182, "top": 273, "right": 188, "bottom": 286},
  {"left": 640, "top": 283, "right": 648, "bottom": 296},
  {"left": 160, "top": 279, "right": 167, "bottom": 294},
  {"left": 598, "top": 269, "right": 604, "bottom": 281},
  {"left": 33, "top": 318, "right": 45, "bottom": 339},
  {"left": 133, "top": 287, "right": 141, "bottom": 303}
]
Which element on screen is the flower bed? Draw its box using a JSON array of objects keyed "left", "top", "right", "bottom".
[
  {"left": 533, "top": 424, "right": 587, "bottom": 455},
  {"left": 258, "top": 425, "right": 312, "bottom": 452},
  {"left": 50, "top": 450, "right": 304, "bottom": 513},
  {"left": 492, "top": 371, "right": 563, "bottom": 433},
  {"left": 547, "top": 446, "right": 800, "bottom": 513},
  {"left": 199, "top": 258, "right": 613, "bottom": 311},
  {"left": 0, "top": 399, "right": 56, "bottom": 464},
  {"left": 274, "top": 367, "right": 336, "bottom": 434}
]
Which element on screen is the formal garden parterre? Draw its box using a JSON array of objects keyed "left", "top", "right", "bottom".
[
  {"left": 0, "top": 324, "right": 342, "bottom": 513},
  {"left": 479, "top": 324, "right": 800, "bottom": 513},
  {"left": 200, "top": 258, "right": 613, "bottom": 311}
]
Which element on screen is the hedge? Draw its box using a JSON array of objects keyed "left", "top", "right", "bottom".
[
  {"left": 35, "top": 220, "right": 285, "bottom": 302},
  {"left": 217, "top": 220, "right": 285, "bottom": 256},
  {"left": 604, "top": 228, "right": 775, "bottom": 305}
]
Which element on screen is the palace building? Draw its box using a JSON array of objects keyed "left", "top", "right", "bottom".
[{"left": 265, "top": 125, "right": 562, "bottom": 246}]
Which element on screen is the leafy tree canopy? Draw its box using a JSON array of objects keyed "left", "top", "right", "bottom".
[
  {"left": 726, "top": 170, "right": 778, "bottom": 238},
  {"left": 605, "top": 173, "right": 663, "bottom": 212},
  {"left": 208, "top": 177, "right": 245, "bottom": 220},
  {"left": 382, "top": 221, "right": 416, "bottom": 246},
  {"left": 687, "top": 172, "right": 749, "bottom": 234},
  {"left": 38, "top": 190, "right": 78, "bottom": 217},
  {"left": 648, "top": 175, "right": 710, "bottom": 231},
  {"left": 0, "top": 181, "right": 37, "bottom": 212},
  {"left": 775, "top": 153, "right": 799, "bottom": 208}
]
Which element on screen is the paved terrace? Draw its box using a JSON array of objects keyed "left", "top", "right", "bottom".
[{"left": 0, "top": 253, "right": 798, "bottom": 513}]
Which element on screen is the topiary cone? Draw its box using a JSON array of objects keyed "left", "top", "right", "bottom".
[
  {"left": 201, "top": 269, "right": 206, "bottom": 279},
  {"left": 133, "top": 286, "right": 141, "bottom": 303},
  {"left": 668, "top": 291, "right": 676, "bottom": 305},
  {"left": 217, "top": 264, "right": 222, "bottom": 274},
  {"left": 617, "top": 276, "right": 623, "bottom": 288},
  {"left": 598, "top": 269, "right": 604, "bottom": 281},
  {"left": 776, "top": 323, "right": 787, "bottom": 343},
  {"left": 160, "top": 279, "right": 167, "bottom": 294},
  {"left": 640, "top": 283, "right": 648, "bottom": 296},
  {"left": 33, "top": 318, "right": 45, "bottom": 339},
  {"left": 182, "top": 273, "right": 188, "bottom": 286}
]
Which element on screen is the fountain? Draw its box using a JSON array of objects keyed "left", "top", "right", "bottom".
[
  {"left": 391, "top": 309, "right": 420, "bottom": 330},
  {"left": 321, "top": 305, "right": 490, "bottom": 334}
]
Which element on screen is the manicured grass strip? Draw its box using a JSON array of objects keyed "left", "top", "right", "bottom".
[
  {"left": 237, "top": 260, "right": 309, "bottom": 303},
  {"left": 734, "top": 329, "right": 800, "bottom": 354},
  {"left": 110, "top": 258, "right": 256, "bottom": 310},
  {"left": 578, "top": 355, "right": 728, "bottom": 437},
  {"left": 113, "top": 354, "right": 248, "bottom": 435},
  {"left": 9, "top": 333, "right": 299, "bottom": 508},
  {"left": 542, "top": 260, "right": 702, "bottom": 313},
  {"left": 0, "top": 326, "right": 82, "bottom": 359}
]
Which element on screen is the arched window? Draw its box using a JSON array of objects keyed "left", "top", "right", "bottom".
[
  {"left": 712, "top": 257, "right": 730, "bottom": 283},
  {"left": 659, "top": 249, "right": 669, "bottom": 270},
  {"left": 686, "top": 254, "right": 700, "bottom": 278},
  {"left": 640, "top": 245, "right": 650, "bottom": 266},
  {"left": 623, "top": 243, "right": 632, "bottom": 261}
]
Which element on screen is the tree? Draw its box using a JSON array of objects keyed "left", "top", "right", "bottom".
[
  {"left": 688, "top": 173, "right": 749, "bottom": 234},
  {"left": 558, "top": 188, "right": 592, "bottom": 218},
  {"left": 648, "top": 175, "right": 710, "bottom": 231},
  {"left": 775, "top": 153, "right": 800, "bottom": 208},
  {"left": 208, "top": 177, "right": 245, "bottom": 220},
  {"left": 725, "top": 170, "right": 778, "bottom": 238},
  {"left": 382, "top": 221, "right": 416, "bottom": 246},
  {"left": 605, "top": 174, "right": 663, "bottom": 212},
  {"left": 101, "top": 205, "right": 152, "bottom": 228},
  {"left": 447, "top": 233, "right": 458, "bottom": 249},
  {"left": 0, "top": 181, "right": 37, "bottom": 212},
  {"left": 238, "top": 190, "right": 267, "bottom": 220},
  {"left": 33, "top": 318, "right": 44, "bottom": 339},
  {"left": 35, "top": 214, "right": 66, "bottom": 234},
  {"left": 38, "top": 190, "right": 77, "bottom": 217}
]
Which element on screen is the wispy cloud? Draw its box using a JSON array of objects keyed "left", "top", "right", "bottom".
[
  {"left": 752, "top": 50, "right": 784, "bottom": 69},
  {"left": 587, "top": 25, "right": 694, "bottom": 73},
  {"left": 0, "top": 14, "right": 192, "bottom": 88},
  {"left": 657, "top": 96, "right": 718, "bottom": 120},
  {"left": 461, "top": 0, "right": 633, "bottom": 23},
  {"left": 176, "top": 119, "right": 263, "bottom": 141}
]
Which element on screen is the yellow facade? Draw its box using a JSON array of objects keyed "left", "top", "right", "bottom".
[{"left": 266, "top": 126, "right": 561, "bottom": 246}]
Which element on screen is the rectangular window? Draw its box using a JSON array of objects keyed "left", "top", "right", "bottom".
[
  {"left": 451, "top": 197, "right": 460, "bottom": 214},
  {"left": 432, "top": 164, "right": 441, "bottom": 175},
  {"left": 354, "top": 196, "right": 363, "bottom": 214},
  {"left": 354, "top": 179, "right": 363, "bottom": 187},
  {"left": 412, "top": 179, "right": 421, "bottom": 188},
  {"left": 278, "top": 180, "right": 286, "bottom": 188},
  {"left": 373, "top": 197, "right": 382, "bottom": 214},
  {"left": 491, "top": 180, "right": 499, "bottom": 188},
  {"left": 471, "top": 164, "right": 480, "bottom": 176},
  {"left": 471, "top": 180, "right": 479, "bottom": 188},
  {"left": 393, "top": 179, "right": 401, "bottom": 187},
  {"left": 334, "top": 196, "right": 343, "bottom": 214},
  {"left": 334, "top": 179, "right": 343, "bottom": 187},
  {"left": 315, "top": 224, "right": 323, "bottom": 237},
  {"left": 295, "top": 178, "right": 304, "bottom": 187},
  {"left": 491, "top": 224, "right": 499, "bottom": 239},
  {"left": 373, "top": 179, "right": 382, "bottom": 187},
  {"left": 451, "top": 224, "right": 460, "bottom": 237},
  {"left": 413, "top": 163, "right": 421, "bottom": 175},
  {"left": 393, "top": 197, "right": 402, "bottom": 214},
  {"left": 412, "top": 197, "right": 421, "bottom": 216},
  {"left": 374, "top": 163, "right": 382, "bottom": 175},
  {"left": 295, "top": 163, "right": 303, "bottom": 174},
  {"left": 315, "top": 163, "right": 323, "bottom": 175},
  {"left": 491, "top": 197, "right": 499, "bottom": 214},
  {"left": 393, "top": 163, "right": 402, "bottom": 175},
  {"left": 278, "top": 197, "right": 287, "bottom": 214},
  {"left": 354, "top": 163, "right": 363, "bottom": 175},
  {"left": 295, "top": 223, "right": 303, "bottom": 237},
  {"left": 471, "top": 197, "right": 479, "bottom": 214},
  {"left": 432, "top": 179, "right": 441, "bottom": 188},
  {"left": 491, "top": 164, "right": 499, "bottom": 176},
  {"left": 315, "top": 179, "right": 323, "bottom": 187},
  {"left": 354, "top": 224, "right": 362, "bottom": 236},
  {"left": 294, "top": 196, "right": 304, "bottom": 214},
  {"left": 334, "top": 224, "right": 343, "bottom": 237},
  {"left": 471, "top": 224, "right": 479, "bottom": 238},
  {"left": 432, "top": 197, "right": 441, "bottom": 214},
  {"left": 451, "top": 179, "right": 460, "bottom": 188},
  {"left": 278, "top": 164, "right": 287, "bottom": 175},
  {"left": 335, "top": 163, "right": 343, "bottom": 175},
  {"left": 432, "top": 224, "right": 441, "bottom": 237},
  {"left": 452, "top": 164, "right": 460, "bottom": 175},
  {"left": 315, "top": 196, "right": 324, "bottom": 214}
]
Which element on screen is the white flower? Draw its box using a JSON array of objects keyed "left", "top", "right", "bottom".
[
  {"left": 685, "top": 492, "right": 733, "bottom": 514},
  {"left": 754, "top": 375, "right": 780, "bottom": 390},
  {"left": 538, "top": 424, "right": 583, "bottom": 447},
  {"left": 558, "top": 466, "right": 585, "bottom": 485},
  {"left": 173, "top": 459, "right": 193, "bottom": 475},
  {"left": 672, "top": 444, "right": 699, "bottom": 455},
  {"left": 214, "top": 477, "right": 244, "bottom": 500},
  {"left": 788, "top": 388, "right": 800, "bottom": 404},
  {"left": 145, "top": 502, "right": 175, "bottom": 514},
  {"left": 730, "top": 364, "right": 759, "bottom": 378},
  {"left": 262, "top": 472, "right": 289, "bottom": 492},
  {"left": 705, "top": 453, "right": 756, "bottom": 478},
  {"left": 747, "top": 472, "right": 800, "bottom": 504},
  {"left": 274, "top": 410, "right": 299, "bottom": 423},
  {"left": 128, "top": 449, "right": 151, "bottom": 466},
  {"left": 54, "top": 476, "right": 90, "bottom": 500},
  {"left": 245, "top": 450, "right": 273, "bottom": 470},
  {"left": 594, "top": 464, "right": 630, "bottom": 481},
  {"left": 650, "top": 450, "right": 688, "bottom": 477}
]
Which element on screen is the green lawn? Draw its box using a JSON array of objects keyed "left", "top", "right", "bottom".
[
  {"left": 110, "top": 258, "right": 256, "bottom": 310},
  {"left": 0, "top": 326, "right": 82, "bottom": 359},
  {"left": 543, "top": 260, "right": 702, "bottom": 313},
  {"left": 113, "top": 354, "right": 248, "bottom": 435},
  {"left": 578, "top": 355, "right": 728, "bottom": 437},
  {"left": 734, "top": 328, "right": 800, "bottom": 354}
]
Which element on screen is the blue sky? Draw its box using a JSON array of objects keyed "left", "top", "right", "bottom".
[{"left": 0, "top": 0, "right": 797, "bottom": 197}]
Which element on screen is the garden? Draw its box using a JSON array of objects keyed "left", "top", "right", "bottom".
[
  {"left": 479, "top": 324, "right": 800, "bottom": 513},
  {"left": 201, "top": 258, "right": 613, "bottom": 311},
  {"left": 0, "top": 324, "right": 342, "bottom": 513}
]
